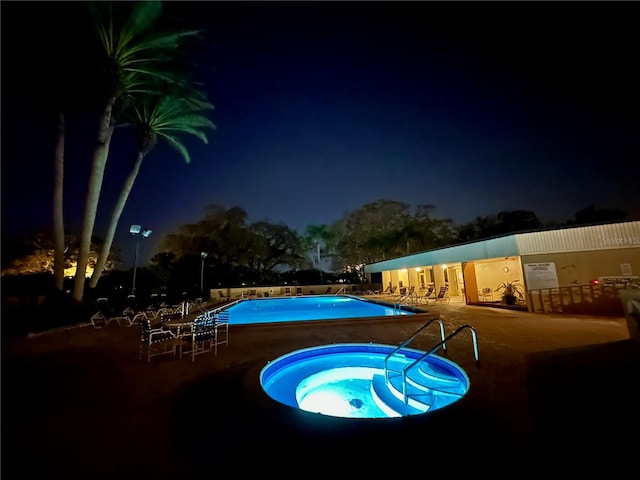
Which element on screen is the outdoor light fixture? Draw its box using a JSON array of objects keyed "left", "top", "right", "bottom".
[
  {"left": 200, "top": 251, "right": 208, "bottom": 293},
  {"left": 130, "top": 224, "right": 152, "bottom": 295}
]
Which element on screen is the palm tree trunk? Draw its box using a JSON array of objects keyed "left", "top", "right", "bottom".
[
  {"left": 89, "top": 151, "right": 145, "bottom": 288},
  {"left": 72, "top": 98, "right": 115, "bottom": 302},
  {"left": 53, "top": 112, "right": 66, "bottom": 291}
]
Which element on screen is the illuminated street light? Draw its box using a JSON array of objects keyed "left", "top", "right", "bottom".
[
  {"left": 200, "top": 251, "right": 208, "bottom": 294},
  {"left": 130, "top": 225, "right": 152, "bottom": 295}
]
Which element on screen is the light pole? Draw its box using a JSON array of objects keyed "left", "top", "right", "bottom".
[
  {"left": 130, "top": 225, "right": 152, "bottom": 296},
  {"left": 200, "top": 251, "right": 208, "bottom": 294}
]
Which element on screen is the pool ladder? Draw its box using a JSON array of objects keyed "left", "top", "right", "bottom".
[{"left": 384, "top": 320, "right": 480, "bottom": 404}]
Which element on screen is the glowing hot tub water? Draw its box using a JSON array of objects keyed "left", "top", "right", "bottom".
[{"left": 260, "top": 343, "right": 470, "bottom": 419}]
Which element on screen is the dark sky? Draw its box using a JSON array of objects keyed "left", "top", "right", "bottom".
[{"left": 2, "top": 1, "right": 639, "bottom": 268}]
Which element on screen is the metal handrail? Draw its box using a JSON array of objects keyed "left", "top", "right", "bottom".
[
  {"left": 191, "top": 299, "right": 243, "bottom": 324},
  {"left": 384, "top": 318, "right": 446, "bottom": 384},
  {"left": 207, "top": 298, "right": 243, "bottom": 314},
  {"left": 399, "top": 324, "right": 479, "bottom": 403}
]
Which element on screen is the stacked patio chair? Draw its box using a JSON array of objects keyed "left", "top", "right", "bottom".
[{"left": 213, "top": 310, "right": 229, "bottom": 354}]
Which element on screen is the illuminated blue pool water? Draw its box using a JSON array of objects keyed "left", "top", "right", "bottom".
[
  {"left": 222, "top": 295, "right": 412, "bottom": 325},
  {"left": 260, "top": 343, "right": 470, "bottom": 419}
]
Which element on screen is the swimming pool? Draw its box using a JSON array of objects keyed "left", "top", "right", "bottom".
[
  {"left": 220, "top": 295, "right": 413, "bottom": 325},
  {"left": 260, "top": 343, "right": 470, "bottom": 418}
]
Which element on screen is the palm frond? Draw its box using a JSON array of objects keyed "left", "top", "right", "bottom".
[
  {"left": 120, "top": 0, "right": 163, "bottom": 44},
  {"left": 127, "top": 90, "right": 215, "bottom": 163},
  {"left": 120, "top": 30, "right": 202, "bottom": 62},
  {"left": 88, "top": 1, "right": 204, "bottom": 101},
  {"left": 158, "top": 134, "right": 192, "bottom": 163}
]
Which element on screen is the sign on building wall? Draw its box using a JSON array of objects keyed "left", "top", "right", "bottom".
[{"left": 524, "top": 262, "right": 560, "bottom": 290}]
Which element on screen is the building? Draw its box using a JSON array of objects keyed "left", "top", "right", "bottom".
[{"left": 364, "top": 221, "right": 640, "bottom": 317}]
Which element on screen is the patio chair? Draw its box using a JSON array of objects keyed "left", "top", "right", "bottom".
[
  {"left": 122, "top": 310, "right": 147, "bottom": 328},
  {"left": 425, "top": 285, "right": 450, "bottom": 305},
  {"left": 283, "top": 286, "right": 292, "bottom": 296},
  {"left": 148, "top": 293, "right": 160, "bottom": 310},
  {"left": 382, "top": 285, "right": 398, "bottom": 298},
  {"left": 160, "top": 310, "right": 183, "bottom": 326},
  {"left": 418, "top": 285, "right": 436, "bottom": 304},
  {"left": 138, "top": 317, "right": 180, "bottom": 362},
  {"left": 180, "top": 313, "right": 217, "bottom": 362},
  {"left": 395, "top": 286, "right": 415, "bottom": 304},
  {"left": 213, "top": 311, "right": 229, "bottom": 354},
  {"left": 90, "top": 311, "right": 108, "bottom": 329},
  {"left": 296, "top": 287, "right": 303, "bottom": 296},
  {"left": 478, "top": 287, "right": 493, "bottom": 302},
  {"left": 90, "top": 308, "right": 126, "bottom": 328}
]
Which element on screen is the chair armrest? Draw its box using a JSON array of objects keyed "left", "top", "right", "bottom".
[{"left": 149, "top": 328, "right": 176, "bottom": 340}]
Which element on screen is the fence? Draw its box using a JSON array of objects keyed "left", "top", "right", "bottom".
[{"left": 527, "top": 284, "right": 624, "bottom": 316}]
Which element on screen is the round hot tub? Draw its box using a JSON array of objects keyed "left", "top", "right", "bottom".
[{"left": 260, "top": 343, "right": 470, "bottom": 419}]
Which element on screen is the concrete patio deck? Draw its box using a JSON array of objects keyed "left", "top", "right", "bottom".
[{"left": 3, "top": 300, "right": 639, "bottom": 478}]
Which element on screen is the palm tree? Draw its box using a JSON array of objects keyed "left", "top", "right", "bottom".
[
  {"left": 43, "top": 4, "right": 91, "bottom": 291},
  {"left": 88, "top": 92, "right": 215, "bottom": 288},
  {"left": 72, "top": 1, "right": 203, "bottom": 302},
  {"left": 52, "top": 112, "right": 66, "bottom": 290},
  {"left": 304, "top": 224, "right": 333, "bottom": 269}
]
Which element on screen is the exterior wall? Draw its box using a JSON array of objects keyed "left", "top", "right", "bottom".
[
  {"left": 515, "top": 221, "right": 640, "bottom": 255},
  {"left": 473, "top": 256, "right": 524, "bottom": 302},
  {"left": 520, "top": 248, "right": 640, "bottom": 288},
  {"left": 364, "top": 222, "right": 640, "bottom": 317},
  {"left": 521, "top": 248, "right": 639, "bottom": 316}
]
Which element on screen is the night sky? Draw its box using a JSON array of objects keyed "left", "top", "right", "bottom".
[{"left": 2, "top": 1, "right": 639, "bottom": 268}]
